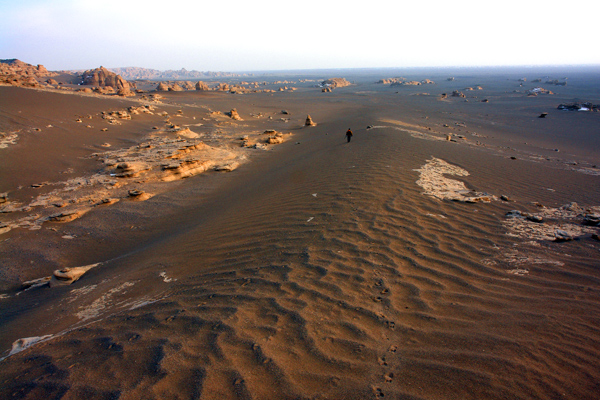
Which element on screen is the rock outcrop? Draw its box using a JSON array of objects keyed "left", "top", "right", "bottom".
[
  {"left": 377, "top": 78, "right": 405, "bottom": 84},
  {"left": 195, "top": 81, "right": 209, "bottom": 91},
  {"left": 168, "top": 83, "right": 184, "bottom": 91},
  {"left": 228, "top": 109, "right": 242, "bottom": 120},
  {"left": 321, "top": 78, "right": 351, "bottom": 88},
  {"left": 557, "top": 102, "right": 599, "bottom": 112},
  {"left": 156, "top": 82, "right": 169, "bottom": 91},
  {"left": 0, "top": 59, "right": 57, "bottom": 87},
  {"left": 181, "top": 81, "right": 195, "bottom": 90},
  {"left": 81, "top": 66, "right": 130, "bottom": 92}
]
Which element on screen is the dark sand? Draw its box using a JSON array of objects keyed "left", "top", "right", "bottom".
[{"left": 1, "top": 67, "right": 600, "bottom": 399}]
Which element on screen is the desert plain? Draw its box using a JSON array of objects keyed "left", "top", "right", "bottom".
[{"left": 0, "top": 61, "right": 599, "bottom": 399}]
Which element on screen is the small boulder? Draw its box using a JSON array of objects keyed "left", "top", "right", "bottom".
[
  {"left": 50, "top": 264, "right": 98, "bottom": 287},
  {"left": 128, "top": 189, "right": 152, "bottom": 201},
  {"left": 214, "top": 162, "right": 240, "bottom": 172},
  {"left": 506, "top": 210, "right": 523, "bottom": 218},
  {"left": 526, "top": 214, "right": 543, "bottom": 223},
  {"left": 48, "top": 209, "right": 88, "bottom": 223},
  {"left": 554, "top": 230, "right": 574, "bottom": 242},
  {"left": 305, "top": 115, "right": 317, "bottom": 126},
  {"left": 582, "top": 214, "right": 600, "bottom": 226},
  {"left": 228, "top": 109, "right": 242, "bottom": 120}
]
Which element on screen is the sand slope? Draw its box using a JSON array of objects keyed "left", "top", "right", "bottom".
[{"left": 1, "top": 69, "right": 599, "bottom": 399}]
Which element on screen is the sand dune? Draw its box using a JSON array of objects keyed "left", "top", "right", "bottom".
[{"left": 1, "top": 68, "right": 599, "bottom": 399}]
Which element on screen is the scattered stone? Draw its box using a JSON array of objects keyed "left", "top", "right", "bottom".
[
  {"left": 21, "top": 276, "right": 51, "bottom": 290},
  {"left": 561, "top": 202, "right": 581, "bottom": 213},
  {"left": 214, "top": 162, "right": 239, "bottom": 172},
  {"left": 228, "top": 109, "right": 242, "bottom": 120},
  {"left": 527, "top": 214, "right": 543, "bottom": 223},
  {"left": 582, "top": 214, "right": 600, "bottom": 226},
  {"left": 500, "top": 195, "right": 511, "bottom": 202},
  {"left": 305, "top": 115, "right": 317, "bottom": 127},
  {"left": 267, "top": 134, "right": 284, "bottom": 144},
  {"left": 557, "top": 102, "right": 599, "bottom": 112},
  {"left": 538, "top": 112, "right": 548, "bottom": 118},
  {"left": 96, "top": 198, "right": 119, "bottom": 206},
  {"left": 507, "top": 268, "right": 529, "bottom": 276},
  {"left": 554, "top": 230, "right": 574, "bottom": 242},
  {"left": 48, "top": 209, "right": 88, "bottom": 223},
  {"left": 50, "top": 264, "right": 99, "bottom": 287},
  {"left": 128, "top": 189, "right": 152, "bottom": 201},
  {"left": 112, "top": 162, "right": 149, "bottom": 178},
  {"left": 0, "top": 223, "right": 11, "bottom": 235},
  {"left": 527, "top": 87, "right": 553, "bottom": 96}
]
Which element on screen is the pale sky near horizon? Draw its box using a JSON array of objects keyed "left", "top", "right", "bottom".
[{"left": 1, "top": 0, "right": 598, "bottom": 72}]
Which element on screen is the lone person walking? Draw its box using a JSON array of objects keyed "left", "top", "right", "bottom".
[{"left": 346, "top": 128, "right": 353, "bottom": 143}]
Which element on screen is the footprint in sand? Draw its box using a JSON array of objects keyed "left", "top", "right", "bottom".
[{"left": 372, "top": 386, "right": 385, "bottom": 398}]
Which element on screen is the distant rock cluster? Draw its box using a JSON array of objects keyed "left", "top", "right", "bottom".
[
  {"left": 320, "top": 78, "right": 351, "bottom": 89},
  {"left": 558, "top": 102, "right": 599, "bottom": 112},
  {"left": 379, "top": 78, "right": 435, "bottom": 86},
  {"left": 377, "top": 78, "right": 405, "bottom": 84},
  {"left": 0, "top": 59, "right": 57, "bottom": 87},
  {"left": 109, "top": 67, "right": 246, "bottom": 80},
  {"left": 526, "top": 87, "right": 554, "bottom": 96}
]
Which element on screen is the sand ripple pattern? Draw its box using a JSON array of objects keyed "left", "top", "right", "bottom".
[{"left": 1, "top": 132, "right": 599, "bottom": 399}]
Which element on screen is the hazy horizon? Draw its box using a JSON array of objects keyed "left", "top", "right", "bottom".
[{"left": 1, "top": 0, "right": 599, "bottom": 72}]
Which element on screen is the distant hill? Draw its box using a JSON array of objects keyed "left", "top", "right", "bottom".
[{"left": 108, "top": 67, "right": 247, "bottom": 80}]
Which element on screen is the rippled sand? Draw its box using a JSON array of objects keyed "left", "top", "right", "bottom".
[{"left": 1, "top": 68, "right": 599, "bottom": 399}]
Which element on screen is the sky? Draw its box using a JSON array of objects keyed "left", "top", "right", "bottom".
[{"left": 1, "top": 0, "right": 599, "bottom": 72}]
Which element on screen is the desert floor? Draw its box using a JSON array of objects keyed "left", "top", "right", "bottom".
[{"left": 1, "top": 67, "right": 599, "bottom": 399}]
